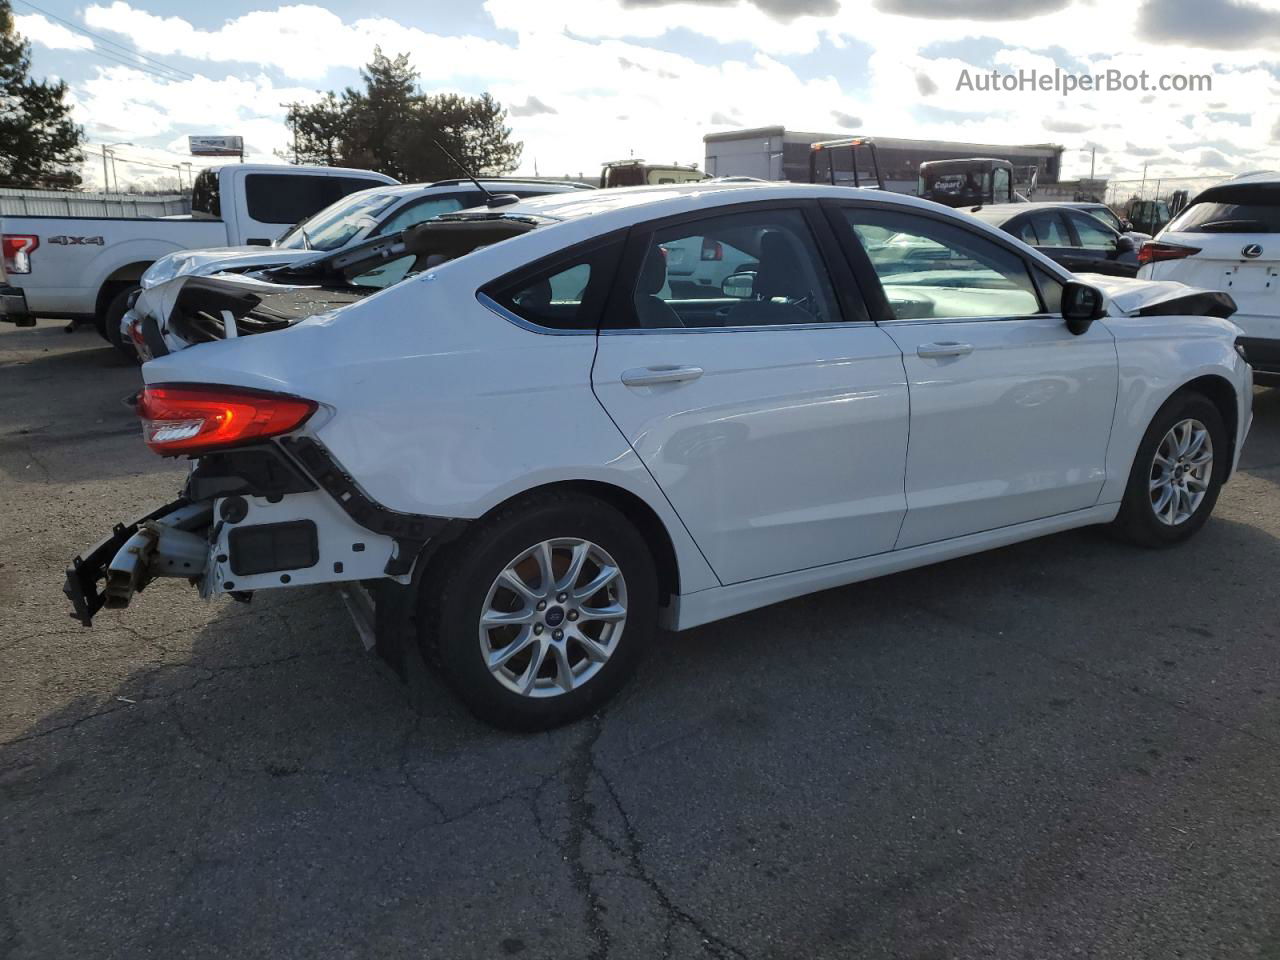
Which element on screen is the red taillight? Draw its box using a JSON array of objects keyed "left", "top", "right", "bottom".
[
  {"left": 700, "top": 238, "right": 723, "bottom": 261},
  {"left": 2, "top": 234, "right": 38, "bottom": 274},
  {"left": 1137, "top": 241, "right": 1200, "bottom": 267},
  {"left": 137, "top": 384, "right": 316, "bottom": 456}
]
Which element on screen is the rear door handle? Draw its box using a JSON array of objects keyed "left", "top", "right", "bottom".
[
  {"left": 917, "top": 342, "right": 973, "bottom": 359},
  {"left": 620, "top": 365, "right": 704, "bottom": 387}
]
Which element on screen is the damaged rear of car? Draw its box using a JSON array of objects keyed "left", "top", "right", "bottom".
[{"left": 68, "top": 213, "right": 544, "bottom": 629}]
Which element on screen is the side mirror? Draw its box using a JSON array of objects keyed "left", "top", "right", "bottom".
[
  {"left": 1062, "top": 281, "right": 1106, "bottom": 335},
  {"left": 1120, "top": 219, "right": 1134, "bottom": 232},
  {"left": 1116, "top": 235, "right": 1135, "bottom": 254},
  {"left": 722, "top": 272, "right": 755, "bottom": 299}
]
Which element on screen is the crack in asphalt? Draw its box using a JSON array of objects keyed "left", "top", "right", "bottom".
[
  {"left": 564, "top": 714, "right": 613, "bottom": 960},
  {"left": 560, "top": 712, "right": 752, "bottom": 960}
]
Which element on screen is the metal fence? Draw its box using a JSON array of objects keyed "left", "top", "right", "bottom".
[
  {"left": 1101, "top": 175, "right": 1228, "bottom": 235},
  {"left": 0, "top": 188, "right": 191, "bottom": 218}
]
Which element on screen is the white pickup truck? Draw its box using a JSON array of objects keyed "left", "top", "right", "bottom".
[{"left": 0, "top": 163, "right": 395, "bottom": 344}]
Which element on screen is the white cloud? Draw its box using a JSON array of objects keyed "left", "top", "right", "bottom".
[
  {"left": 14, "top": 13, "right": 93, "bottom": 51},
  {"left": 46, "top": 0, "right": 1280, "bottom": 186}
]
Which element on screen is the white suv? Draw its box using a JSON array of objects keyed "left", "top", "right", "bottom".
[
  {"left": 67, "top": 183, "right": 1252, "bottom": 730},
  {"left": 1138, "top": 172, "right": 1280, "bottom": 383}
]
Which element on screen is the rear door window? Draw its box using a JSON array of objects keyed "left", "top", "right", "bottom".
[
  {"left": 617, "top": 208, "right": 842, "bottom": 330},
  {"left": 244, "top": 174, "right": 382, "bottom": 225}
]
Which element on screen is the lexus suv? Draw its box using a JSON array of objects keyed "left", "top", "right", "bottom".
[
  {"left": 1138, "top": 172, "right": 1280, "bottom": 383},
  {"left": 67, "top": 182, "right": 1252, "bottom": 730}
]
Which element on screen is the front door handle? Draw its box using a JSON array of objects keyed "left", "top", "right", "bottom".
[
  {"left": 620, "top": 365, "right": 704, "bottom": 387},
  {"left": 916, "top": 342, "right": 973, "bottom": 359}
]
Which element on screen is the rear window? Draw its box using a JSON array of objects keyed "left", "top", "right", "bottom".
[
  {"left": 244, "top": 174, "right": 383, "bottom": 226},
  {"left": 191, "top": 168, "right": 220, "bottom": 219},
  {"left": 1167, "top": 188, "right": 1280, "bottom": 234}
]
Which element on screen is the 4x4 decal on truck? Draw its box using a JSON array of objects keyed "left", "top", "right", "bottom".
[{"left": 48, "top": 235, "right": 105, "bottom": 246}]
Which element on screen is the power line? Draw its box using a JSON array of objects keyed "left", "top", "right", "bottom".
[{"left": 14, "top": 0, "right": 195, "bottom": 82}]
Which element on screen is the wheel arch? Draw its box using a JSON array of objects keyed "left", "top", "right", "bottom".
[
  {"left": 94, "top": 260, "right": 153, "bottom": 317},
  {"left": 1174, "top": 373, "right": 1240, "bottom": 479},
  {"left": 420, "top": 478, "right": 684, "bottom": 606}
]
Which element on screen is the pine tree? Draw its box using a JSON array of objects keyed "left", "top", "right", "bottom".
[
  {"left": 281, "top": 48, "right": 521, "bottom": 182},
  {"left": 0, "top": 0, "right": 84, "bottom": 187}
]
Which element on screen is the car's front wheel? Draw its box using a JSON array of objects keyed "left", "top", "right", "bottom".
[
  {"left": 419, "top": 491, "right": 657, "bottom": 730},
  {"left": 1112, "top": 390, "right": 1228, "bottom": 547}
]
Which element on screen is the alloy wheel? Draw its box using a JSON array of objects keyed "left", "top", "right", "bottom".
[
  {"left": 1149, "top": 418, "right": 1213, "bottom": 526},
  {"left": 479, "top": 538, "right": 628, "bottom": 698}
]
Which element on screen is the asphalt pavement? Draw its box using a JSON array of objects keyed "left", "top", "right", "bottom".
[{"left": 2, "top": 319, "right": 1279, "bottom": 960}]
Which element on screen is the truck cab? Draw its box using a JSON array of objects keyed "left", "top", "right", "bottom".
[
  {"left": 918, "top": 158, "right": 1016, "bottom": 208},
  {"left": 188, "top": 165, "right": 396, "bottom": 246},
  {"left": 808, "top": 138, "right": 886, "bottom": 190},
  {"left": 600, "top": 160, "right": 705, "bottom": 188}
]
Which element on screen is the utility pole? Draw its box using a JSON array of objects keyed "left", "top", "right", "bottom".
[
  {"left": 1089, "top": 146, "right": 1096, "bottom": 181},
  {"left": 100, "top": 142, "right": 133, "bottom": 194}
]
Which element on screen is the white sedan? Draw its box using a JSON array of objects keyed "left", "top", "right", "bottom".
[{"left": 66, "top": 182, "right": 1253, "bottom": 730}]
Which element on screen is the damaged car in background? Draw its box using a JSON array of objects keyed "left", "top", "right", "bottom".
[
  {"left": 123, "top": 214, "right": 538, "bottom": 359},
  {"left": 67, "top": 183, "right": 1252, "bottom": 731}
]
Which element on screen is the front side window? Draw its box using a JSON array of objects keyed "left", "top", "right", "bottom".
[
  {"left": 376, "top": 195, "right": 470, "bottom": 236},
  {"left": 618, "top": 208, "right": 841, "bottom": 330},
  {"left": 1068, "top": 212, "right": 1116, "bottom": 250},
  {"left": 844, "top": 208, "right": 1042, "bottom": 320},
  {"left": 1087, "top": 207, "right": 1124, "bottom": 233}
]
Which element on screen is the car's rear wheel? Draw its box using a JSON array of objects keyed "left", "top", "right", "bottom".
[
  {"left": 419, "top": 492, "right": 657, "bottom": 730},
  {"left": 1112, "top": 391, "right": 1227, "bottom": 547}
]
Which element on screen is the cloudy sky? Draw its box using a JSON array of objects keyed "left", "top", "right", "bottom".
[{"left": 14, "top": 0, "right": 1280, "bottom": 190}]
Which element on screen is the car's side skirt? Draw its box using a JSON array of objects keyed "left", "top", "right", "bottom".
[{"left": 666, "top": 503, "right": 1121, "bottom": 631}]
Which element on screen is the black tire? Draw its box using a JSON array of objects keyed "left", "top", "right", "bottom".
[
  {"left": 102, "top": 286, "right": 139, "bottom": 361},
  {"left": 1111, "top": 390, "right": 1227, "bottom": 547},
  {"left": 418, "top": 491, "right": 657, "bottom": 731}
]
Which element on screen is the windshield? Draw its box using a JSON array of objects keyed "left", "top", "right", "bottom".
[{"left": 276, "top": 189, "right": 401, "bottom": 251}]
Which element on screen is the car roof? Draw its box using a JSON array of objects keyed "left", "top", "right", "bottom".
[
  {"left": 965, "top": 202, "right": 1104, "bottom": 225},
  {"left": 1204, "top": 170, "right": 1280, "bottom": 188},
  {"left": 484, "top": 180, "right": 970, "bottom": 222},
  {"left": 434, "top": 181, "right": 1077, "bottom": 285},
  {"left": 340, "top": 179, "right": 593, "bottom": 202}
]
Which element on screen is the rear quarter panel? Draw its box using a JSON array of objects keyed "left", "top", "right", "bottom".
[{"left": 1098, "top": 313, "right": 1250, "bottom": 503}]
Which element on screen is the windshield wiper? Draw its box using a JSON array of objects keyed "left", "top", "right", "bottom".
[{"left": 299, "top": 227, "right": 313, "bottom": 250}]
